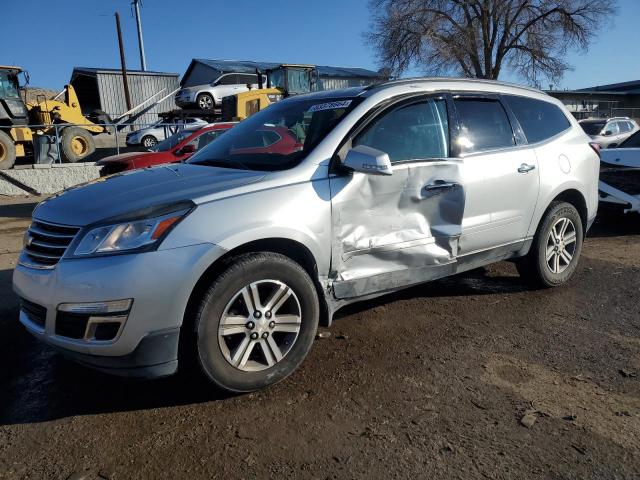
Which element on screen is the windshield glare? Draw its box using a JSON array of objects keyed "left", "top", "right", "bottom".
[
  {"left": 188, "top": 97, "right": 359, "bottom": 171},
  {"left": 151, "top": 129, "right": 194, "bottom": 152},
  {"left": 580, "top": 122, "right": 605, "bottom": 136}
]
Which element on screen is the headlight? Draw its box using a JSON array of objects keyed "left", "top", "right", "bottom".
[{"left": 73, "top": 209, "right": 190, "bottom": 256}]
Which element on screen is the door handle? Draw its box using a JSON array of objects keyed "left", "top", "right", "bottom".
[
  {"left": 517, "top": 163, "right": 536, "bottom": 173},
  {"left": 423, "top": 180, "right": 459, "bottom": 193}
]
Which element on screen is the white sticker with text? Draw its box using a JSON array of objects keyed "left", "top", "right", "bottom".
[{"left": 307, "top": 100, "right": 352, "bottom": 113}]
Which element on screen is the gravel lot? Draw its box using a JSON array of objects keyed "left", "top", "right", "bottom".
[{"left": 1, "top": 196, "right": 639, "bottom": 479}]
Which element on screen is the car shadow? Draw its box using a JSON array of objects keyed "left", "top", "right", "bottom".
[{"left": 588, "top": 208, "right": 640, "bottom": 238}]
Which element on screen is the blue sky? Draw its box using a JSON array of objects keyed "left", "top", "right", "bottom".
[{"left": 2, "top": 0, "right": 638, "bottom": 90}]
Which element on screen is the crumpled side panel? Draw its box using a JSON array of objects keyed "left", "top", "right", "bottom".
[{"left": 330, "top": 161, "right": 464, "bottom": 298}]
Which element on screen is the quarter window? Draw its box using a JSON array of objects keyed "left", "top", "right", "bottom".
[
  {"left": 453, "top": 98, "right": 515, "bottom": 152},
  {"left": 503, "top": 96, "right": 571, "bottom": 144},
  {"left": 354, "top": 98, "right": 449, "bottom": 162}
]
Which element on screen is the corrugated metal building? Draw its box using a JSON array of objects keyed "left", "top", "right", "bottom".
[
  {"left": 70, "top": 67, "right": 180, "bottom": 125},
  {"left": 180, "top": 59, "right": 386, "bottom": 91},
  {"left": 547, "top": 80, "right": 640, "bottom": 120}
]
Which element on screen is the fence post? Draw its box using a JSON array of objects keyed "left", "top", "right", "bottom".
[
  {"left": 54, "top": 124, "right": 62, "bottom": 164},
  {"left": 115, "top": 125, "right": 120, "bottom": 155}
]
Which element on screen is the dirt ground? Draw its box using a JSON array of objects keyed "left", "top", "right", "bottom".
[{"left": 0, "top": 196, "right": 639, "bottom": 480}]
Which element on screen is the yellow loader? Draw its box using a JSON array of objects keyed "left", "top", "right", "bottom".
[
  {"left": 221, "top": 64, "right": 315, "bottom": 121},
  {"left": 0, "top": 65, "right": 106, "bottom": 169}
]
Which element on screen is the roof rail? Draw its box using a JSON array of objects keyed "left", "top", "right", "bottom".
[{"left": 365, "top": 76, "right": 544, "bottom": 95}]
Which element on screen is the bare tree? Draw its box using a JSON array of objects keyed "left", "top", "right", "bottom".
[{"left": 367, "top": 0, "right": 617, "bottom": 85}]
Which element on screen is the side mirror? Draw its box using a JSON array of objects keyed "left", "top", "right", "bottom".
[
  {"left": 343, "top": 145, "right": 393, "bottom": 176},
  {"left": 604, "top": 130, "right": 613, "bottom": 136},
  {"left": 177, "top": 144, "right": 196, "bottom": 155}
]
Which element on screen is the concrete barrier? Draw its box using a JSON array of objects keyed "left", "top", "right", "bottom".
[{"left": 0, "top": 163, "right": 101, "bottom": 196}]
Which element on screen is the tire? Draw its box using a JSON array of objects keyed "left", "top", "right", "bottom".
[
  {"left": 60, "top": 127, "right": 95, "bottom": 163},
  {"left": 141, "top": 135, "right": 157, "bottom": 148},
  {"left": 196, "top": 93, "right": 215, "bottom": 110},
  {"left": 193, "top": 252, "right": 319, "bottom": 392},
  {"left": 516, "top": 201, "right": 584, "bottom": 288},
  {"left": 0, "top": 130, "right": 16, "bottom": 170}
]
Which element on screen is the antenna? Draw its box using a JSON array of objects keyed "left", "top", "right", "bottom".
[{"left": 132, "top": 0, "right": 147, "bottom": 71}]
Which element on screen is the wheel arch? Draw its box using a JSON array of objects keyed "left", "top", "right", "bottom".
[
  {"left": 550, "top": 188, "right": 588, "bottom": 232},
  {"left": 180, "top": 237, "right": 330, "bottom": 361}
]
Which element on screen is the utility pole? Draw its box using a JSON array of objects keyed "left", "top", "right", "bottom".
[
  {"left": 115, "top": 11, "right": 132, "bottom": 111},
  {"left": 132, "top": 0, "right": 147, "bottom": 71}
]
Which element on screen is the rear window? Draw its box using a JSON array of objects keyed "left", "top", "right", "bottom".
[
  {"left": 504, "top": 96, "right": 571, "bottom": 143},
  {"left": 453, "top": 98, "right": 515, "bottom": 152},
  {"left": 580, "top": 122, "right": 605, "bottom": 136}
]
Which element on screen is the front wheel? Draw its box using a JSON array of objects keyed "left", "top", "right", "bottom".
[
  {"left": 194, "top": 252, "right": 319, "bottom": 392},
  {"left": 0, "top": 130, "right": 16, "bottom": 170},
  {"left": 516, "top": 201, "right": 584, "bottom": 288},
  {"left": 196, "top": 93, "right": 215, "bottom": 110},
  {"left": 60, "top": 127, "right": 95, "bottom": 162},
  {"left": 141, "top": 135, "right": 157, "bottom": 148}
]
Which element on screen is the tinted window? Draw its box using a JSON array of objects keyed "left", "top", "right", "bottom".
[
  {"left": 504, "top": 96, "right": 571, "bottom": 143},
  {"left": 237, "top": 74, "right": 258, "bottom": 84},
  {"left": 188, "top": 130, "right": 225, "bottom": 151},
  {"left": 620, "top": 130, "right": 640, "bottom": 148},
  {"left": 354, "top": 98, "right": 449, "bottom": 162},
  {"left": 580, "top": 122, "right": 605, "bottom": 135},
  {"left": 218, "top": 74, "right": 238, "bottom": 85},
  {"left": 454, "top": 98, "right": 514, "bottom": 152}
]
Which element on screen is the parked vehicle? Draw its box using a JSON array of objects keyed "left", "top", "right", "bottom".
[
  {"left": 99, "top": 123, "right": 235, "bottom": 175},
  {"left": 125, "top": 118, "right": 207, "bottom": 148},
  {"left": 599, "top": 130, "right": 640, "bottom": 212},
  {"left": 175, "top": 73, "right": 266, "bottom": 110},
  {"left": 14, "top": 79, "right": 599, "bottom": 392},
  {"left": 579, "top": 117, "right": 639, "bottom": 148}
]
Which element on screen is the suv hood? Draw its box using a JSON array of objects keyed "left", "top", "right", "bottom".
[{"left": 33, "top": 164, "right": 266, "bottom": 226}]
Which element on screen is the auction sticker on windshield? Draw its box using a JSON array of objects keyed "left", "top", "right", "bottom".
[{"left": 307, "top": 100, "right": 352, "bottom": 113}]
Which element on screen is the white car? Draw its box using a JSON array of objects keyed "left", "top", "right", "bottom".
[
  {"left": 579, "top": 117, "right": 639, "bottom": 148},
  {"left": 175, "top": 73, "right": 266, "bottom": 110},
  {"left": 125, "top": 118, "right": 208, "bottom": 148},
  {"left": 599, "top": 130, "right": 640, "bottom": 212}
]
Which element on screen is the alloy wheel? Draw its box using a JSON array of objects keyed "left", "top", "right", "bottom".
[
  {"left": 218, "top": 280, "right": 302, "bottom": 372},
  {"left": 546, "top": 217, "right": 577, "bottom": 274}
]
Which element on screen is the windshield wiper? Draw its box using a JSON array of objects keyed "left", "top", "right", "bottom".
[{"left": 190, "top": 158, "right": 252, "bottom": 170}]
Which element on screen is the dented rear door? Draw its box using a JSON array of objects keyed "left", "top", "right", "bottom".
[{"left": 330, "top": 96, "right": 464, "bottom": 299}]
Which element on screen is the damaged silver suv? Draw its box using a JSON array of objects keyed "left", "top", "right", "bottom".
[{"left": 14, "top": 78, "right": 599, "bottom": 392}]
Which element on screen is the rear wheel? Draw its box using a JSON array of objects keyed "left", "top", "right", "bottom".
[
  {"left": 60, "top": 127, "right": 95, "bottom": 163},
  {"left": 193, "top": 252, "right": 319, "bottom": 392},
  {"left": 517, "top": 201, "right": 584, "bottom": 288},
  {"left": 0, "top": 130, "right": 16, "bottom": 170},
  {"left": 141, "top": 135, "right": 157, "bottom": 148},
  {"left": 196, "top": 93, "right": 215, "bottom": 110}
]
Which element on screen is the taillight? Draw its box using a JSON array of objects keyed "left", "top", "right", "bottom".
[{"left": 589, "top": 141, "right": 601, "bottom": 158}]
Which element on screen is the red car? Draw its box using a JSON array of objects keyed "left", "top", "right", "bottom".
[
  {"left": 98, "top": 123, "right": 303, "bottom": 175},
  {"left": 97, "top": 123, "right": 236, "bottom": 176}
]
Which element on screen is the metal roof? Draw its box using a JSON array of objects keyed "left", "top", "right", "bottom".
[
  {"left": 71, "top": 67, "right": 180, "bottom": 79},
  {"left": 189, "top": 59, "right": 384, "bottom": 78},
  {"left": 576, "top": 80, "right": 640, "bottom": 93}
]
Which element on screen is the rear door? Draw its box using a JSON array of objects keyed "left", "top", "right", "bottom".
[
  {"left": 330, "top": 95, "right": 465, "bottom": 299},
  {"left": 451, "top": 95, "right": 540, "bottom": 254}
]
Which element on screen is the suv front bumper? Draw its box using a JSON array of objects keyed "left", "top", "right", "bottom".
[{"left": 13, "top": 243, "right": 226, "bottom": 378}]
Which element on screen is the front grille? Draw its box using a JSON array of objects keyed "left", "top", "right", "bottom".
[
  {"left": 20, "top": 298, "right": 47, "bottom": 328},
  {"left": 23, "top": 220, "right": 80, "bottom": 267}
]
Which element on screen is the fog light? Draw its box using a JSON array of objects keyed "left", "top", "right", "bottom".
[{"left": 58, "top": 299, "right": 132, "bottom": 314}]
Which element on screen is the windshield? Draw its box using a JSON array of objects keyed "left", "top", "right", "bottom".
[
  {"left": 580, "top": 122, "right": 605, "bottom": 136},
  {"left": 0, "top": 72, "right": 20, "bottom": 99},
  {"left": 151, "top": 129, "right": 195, "bottom": 152},
  {"left": 188, "top": 96, "right": 360, "bottom": 171}
]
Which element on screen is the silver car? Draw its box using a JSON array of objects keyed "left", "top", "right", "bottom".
[
  {"left": 14, "top": 78, "right": 599, "bottom": 392},
  {"left": 126, "top": 118, "right": 208, "bottom": 148},
  {"left": 579, "top": 117, "right": 639, "bottom": 148},
  {"left": 175, "top": 73, "right": 266, "bottom": 110}
]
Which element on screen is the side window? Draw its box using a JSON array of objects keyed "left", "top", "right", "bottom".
[
  {"left": 218, "top": 74, "right": 237, "bottom": 85},
  {"left": 194, "top": 130, "right": 223, "bottom": 150},
  {"left": 354, "top": 98, "right": 449, "bottom": 162},
  {"left": 619, "top": 121, "right": 631, "bottom": 133},
  {"left": 237, "top": 74, "right": 258, "bottom": 85},
  {"left": 503, "top": 96, "right": 571, "bottom": 144},
  {"left": 605, "top": 122, "right": 620, "bottom": 135},
  {"left": 261, "top": 130, "right": 281, "bottom": 147},
  {"left": 453, "top": 98, "right": 514, "bottom": 152}
]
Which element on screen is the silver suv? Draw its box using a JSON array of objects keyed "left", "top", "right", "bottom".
[
  {"left": 175, "top": 73, "right": 266, "bottom": 110},
  {"left": 579, "top": 117, "right": 639, "bottom": 148},
  {"left": 14, "top": 78, "right": 599, "bottom": 392}
]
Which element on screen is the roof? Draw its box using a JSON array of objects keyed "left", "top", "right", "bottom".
[
  {"left": 577, "top": 80, "right": 640, "bottom": 93},
  {"left": 0, "top": 65, "right": 22, "bottom": 72},
  {"left": 71, "top": 67, "right": 180, "bottom": 78},
  {"left": 188, "top": 59, "right": 384, "bottom": 79}
]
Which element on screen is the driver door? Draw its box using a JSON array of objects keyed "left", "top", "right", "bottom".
[{"left": 329, "top": 96, "right": 465, "bottom": 299}]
